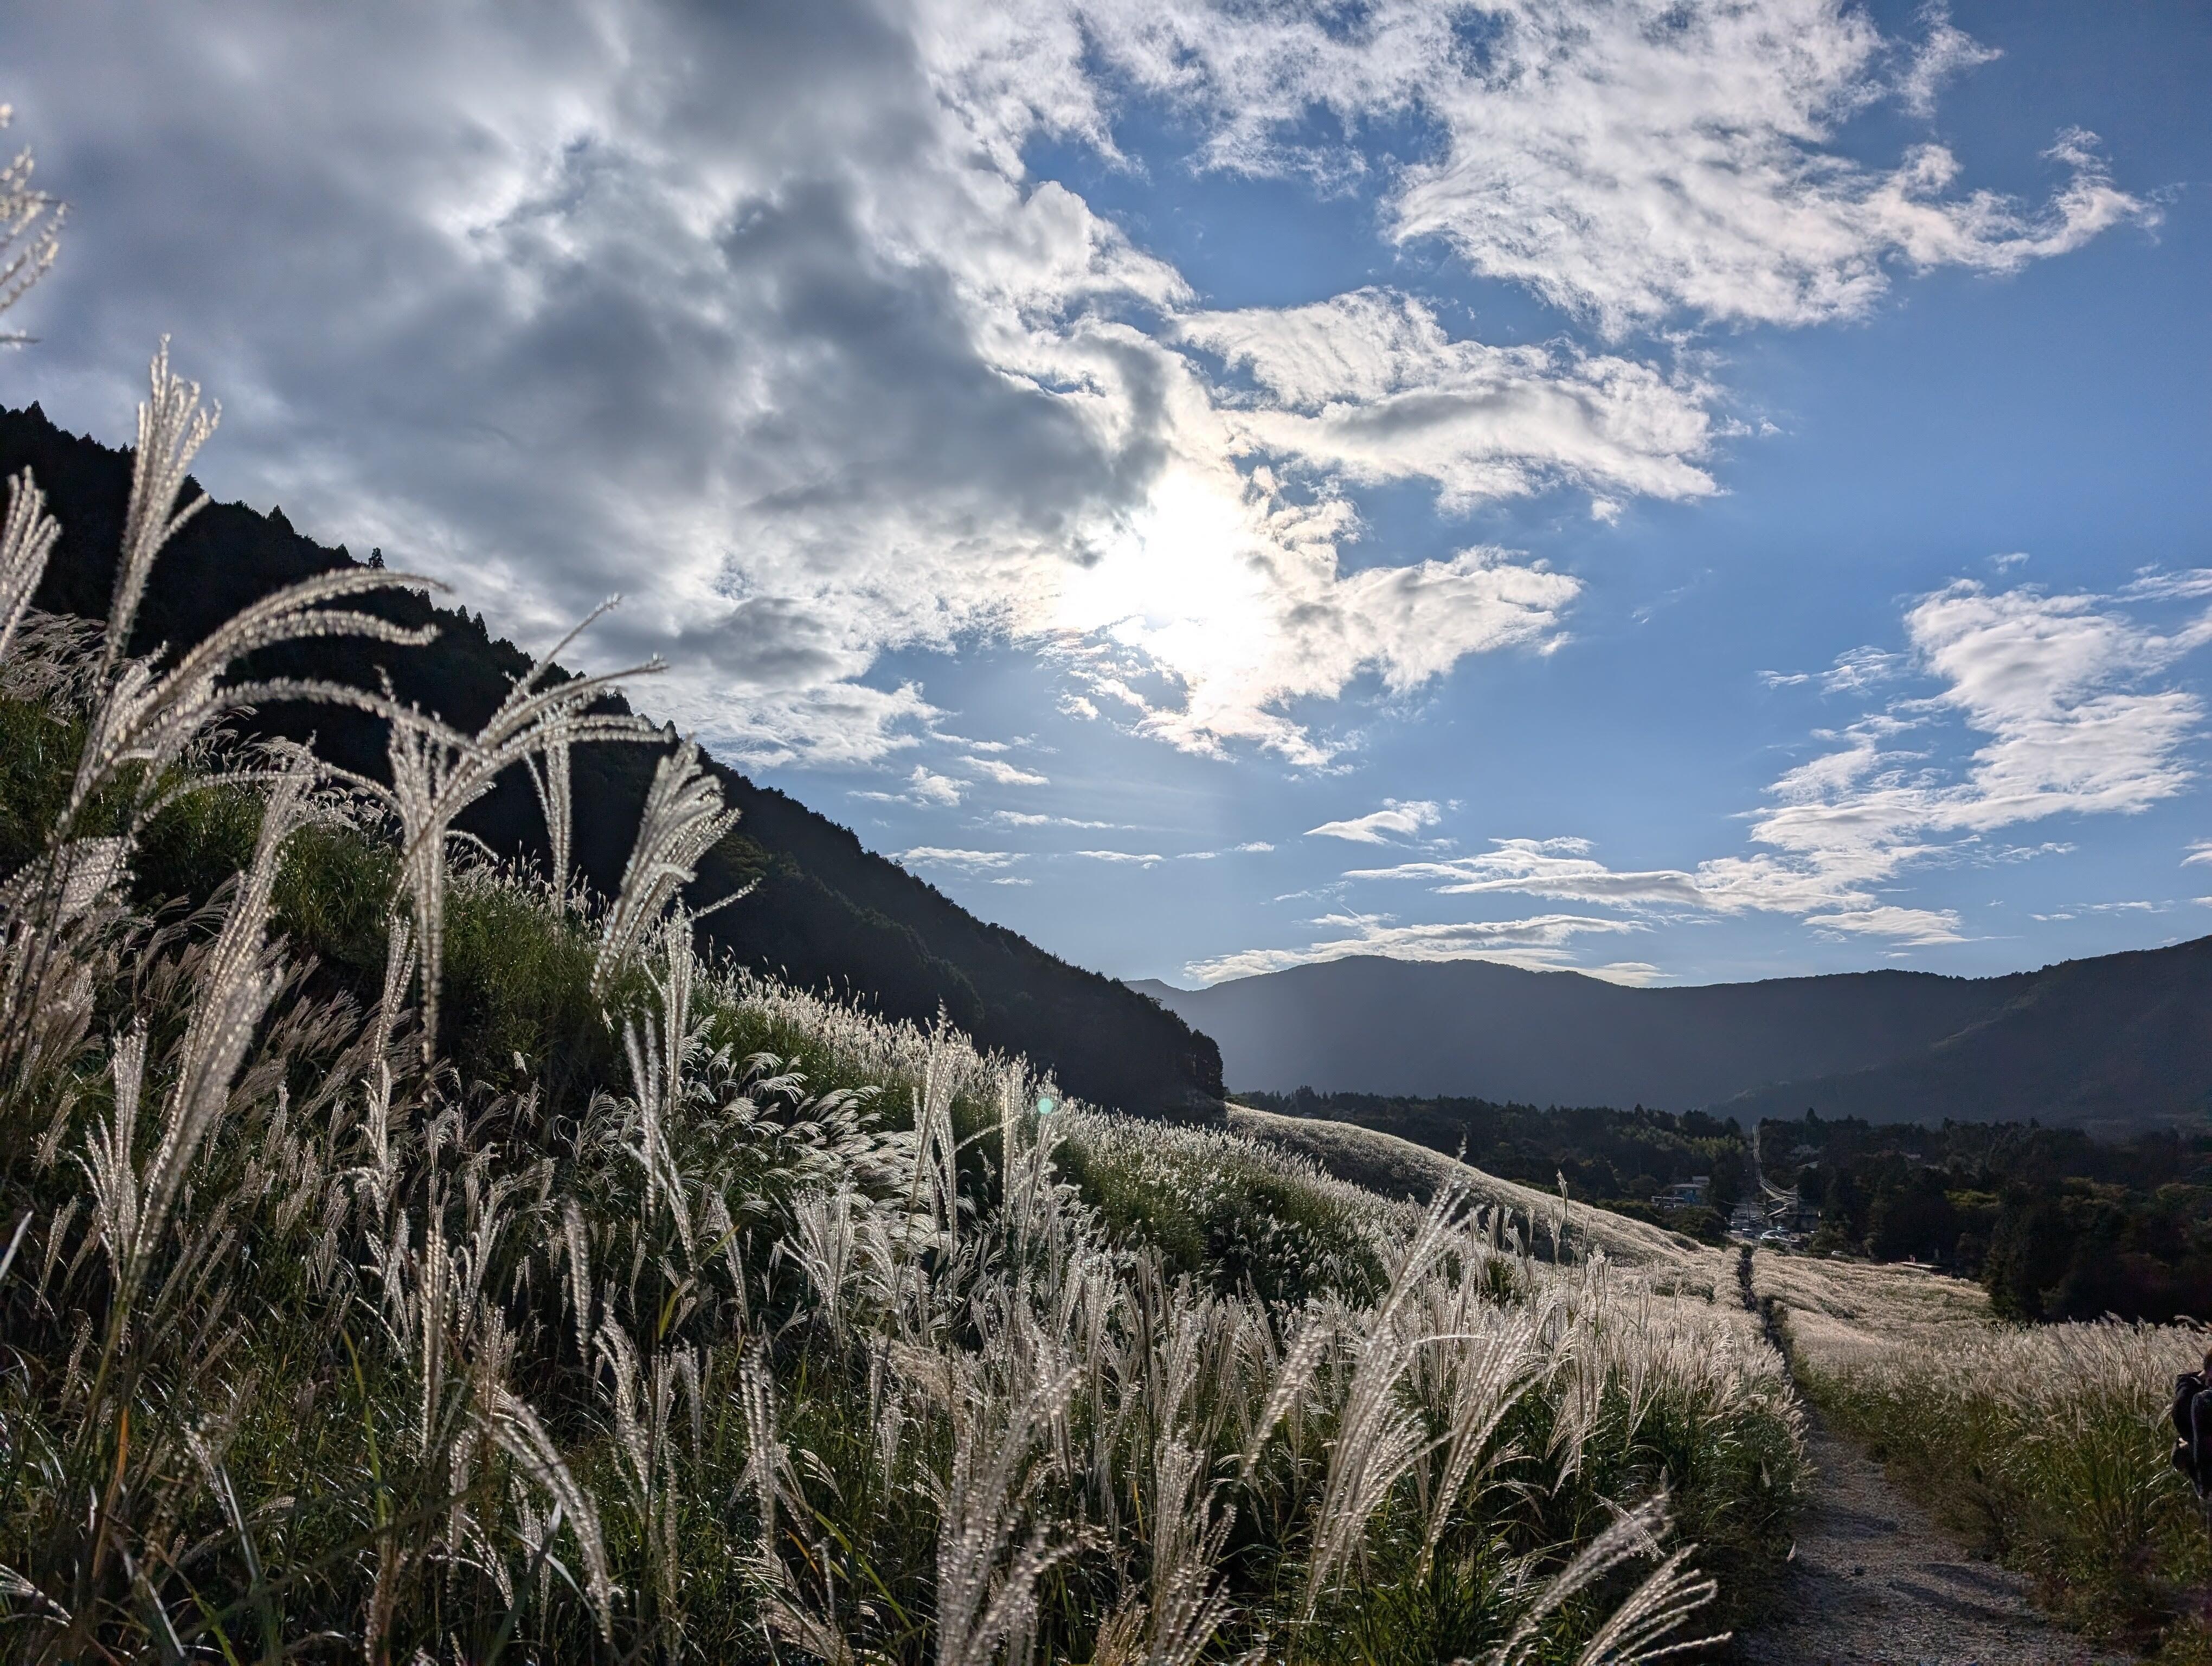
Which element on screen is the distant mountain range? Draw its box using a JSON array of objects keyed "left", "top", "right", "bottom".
[
  {"left": 2, "top": 401, "right": 1221, "bottom": 1118},
  {"left": 1131, "top": 945, "right": 2212, "bottom": 1134}
]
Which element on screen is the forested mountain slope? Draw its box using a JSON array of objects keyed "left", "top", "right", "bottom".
[
  {"left": 1720, "top": 937, "right": 2212, "bottom": 1137},
  {"left": 1136, "top": 942, "right": 2212, "bottom": 1132},
  {"left": 1, "top": 400, "right": 1222, "bottom": 1118}
]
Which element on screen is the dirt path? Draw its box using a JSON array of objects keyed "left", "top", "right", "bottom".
[
  {"left": 1735, "top": 1248, "right": 2124, "bottom": 1665},
  {"left": 1738, "top": 1408, "right": 2125, "bottom": 1665}
]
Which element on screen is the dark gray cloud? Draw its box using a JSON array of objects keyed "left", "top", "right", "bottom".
[
  {"left": 2, "top": 2, "right": 1169, "bottom": 755},
  {"left": 0, "top": 2, "right": 1734, "bottom": 767}
]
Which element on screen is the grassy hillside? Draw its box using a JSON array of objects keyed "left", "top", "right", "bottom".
[
  {"left": 0, "top": 358, "right": 1811, "bottom": 1662},
  {"left": 1754, "top": 1254, "right": 2210, "bottom": 1657},
  {"left": 0, "top": 399, "right": 1223, "bottom": 1121},
  {"left": 1222, "top": 1105, "right": 1726, "bottom": 1278},
  {"left": 1237, "top": 1087, "right": 1749, "bottom": 1244}
]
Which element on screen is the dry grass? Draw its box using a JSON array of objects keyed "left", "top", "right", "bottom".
[
  {"left": 1224, "top": 1104, "right": 1728, "bottom": 1284},
  {"left": 1752, "top": 1248, "right": 1994, "bottom": 1375},
  {"left": 0, "top": 349, "right": 1808, "bottom": 1664},
  {"left": 1758, "top": 1248, "right": 2212, "bottom": 1658}
]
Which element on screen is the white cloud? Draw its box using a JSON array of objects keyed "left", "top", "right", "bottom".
[
  {"left": 2126, "top": 569, "right": 2212, "bottom": 601},
  {"left": 1342, "top": 578, "right": 2212, "bottom": 945},
  {"left": 1054, "top": 509, "right": 1584, "bottom": 766},
  {"left": 1898, "top": 5, "right": 2002, "bottom": 118},
  {"left": 859, "top": 765, "right": 971, "bottom": 807},
  {"left": 1395, "top": 29, "right": 2151, "bottom": 335},
  {"left": 1053, "top": 0, "right": 2150, "bottom": 335},
  {"left": 968, "top": 757, "right": 1050, "bottom": 786},
  {"left": 1802, "top": 905, "right": 1962, "bottom": 944},
  {"left": 1179, "top": 840, "right": 1276, "bottom": 860},
  {"left": 992, "top": 811, "right": 1122, "bottom": 829},
  {"left": 2187, "top": 841, "right": 2212, "bottom": 868},
  {"left": 991, "top": 876, "right": 1033, "bottom": 886},
  {"left": 1819, "top": 646, "right": 1908, "bottom": 694},
  {"left": 2030, "top": 899, "right": 2163, "bottom": 922},
  {"left": 1181, "top": 290, "right": 1719, "bottom": 508},
  {"left": 1697, "top": 583, "right": 2211, "bottom": 928},
  {"left": 1348, "top": 837, "right": 1705, "bottom": 905},
  {"left": 1184, "top": 910, "right": 1644, "bottom": 984},
  {"left": 3, "top": 2, "right": 1686, "bottom": 779},
  {"left": 1307, "top": 799, "right": 1443, "bottom": 844},
  {"left": 1759, "top": 644, "right": 1906, "bottom": 696},
  {"left": 898, "top": 846, "right": 1022, "bottom": 872},
  {"left": 1073, "top": 849, "right": 1166, "bottom": 866},
  {"left": 906, "top": 767, "right": 967, "bottom": 807},
  {"left": 5, "top": 0, "right": 2146, "bottom": 784}
]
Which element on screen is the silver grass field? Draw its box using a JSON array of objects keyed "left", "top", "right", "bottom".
[
  {"left": 1760, "top": 1253, "right": 2211, "bottom": 1654},
  {"left": 0, "top": 350, "right": 1817, "bottom": 1663}
]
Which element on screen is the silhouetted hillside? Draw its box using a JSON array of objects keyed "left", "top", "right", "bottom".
[
  {"left": 2, "top": 400, "right": 1222, "bottom": 1118},
  {"left": 1135, "top": 945, "right": 2212, "bottom": 1132},
  {"left": 1721, "top": 938, "right": 2212, "bottom": 1138}
]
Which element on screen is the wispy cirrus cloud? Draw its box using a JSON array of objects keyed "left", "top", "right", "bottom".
[
  {"left": 1347, "top": 838, "right": 1705, "bottom": 906},
  {"left": 1185, "top": 909, "right": 1656, "bottom": 985},
  {"left": 1307, "top": 799, "right": 1443, "bottom": 844},
  {"left": 898, "top": 846, "right": 1023, "bottom": 872},
  {"left": 856, "top": 766, "right": 969, "bottom": 807},
  {"left": 1181, "top": 289, "right": 1718, "bottom": 511},
  {"left": 1352, "top": 579, "right": 2212, "bottom": 949},
  {"left": 1760, "top": 644, "right": 1908, "bottom": 694},
  {"left": 967, "top": 757, "right": 1050, "bottom": 787},
  {"left": 991, "top": 811, "right": 1123, "bottom": 829},
  {"left": 1047, "top": 0, "right": 2150, "bottom": 335},
  {"left": 1799, "top": 905, "right": 1963, "bottom": 944},
  {"left": 2030, "top": 899, "right": 2164, "bottom": 922}
]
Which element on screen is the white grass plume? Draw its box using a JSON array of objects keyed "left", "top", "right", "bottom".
[
  {"left": 0, "top": 469, "right": 61, "bottom": 668},
  {"left": 593, "top": 737, "right": 741, "bottom": 997},
  {"left": 0, "top": 106, "right": 62, "bottom": 337}
]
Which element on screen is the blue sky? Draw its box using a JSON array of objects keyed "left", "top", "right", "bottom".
[{"left": 5, "top": 1, "right": 2209, "bottom": 987}]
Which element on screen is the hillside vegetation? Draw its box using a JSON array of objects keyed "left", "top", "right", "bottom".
[
  {"left": 0, "top": 354, "right": 1808, "bottom": 1663},
  {"left": 1237, "top": 1088, "right": 2212, "bottom": 1324},
  {"left": 1237, "top": 1090, "right": 1749, "bottom": 1246},
  {"left": 1754, "top": 1253, "right": 2211, "bottom": 1658}
]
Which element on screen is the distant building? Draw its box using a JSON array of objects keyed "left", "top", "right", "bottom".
[{"left": 1651, "top": 1175, "right": 1711, "bottom": 1209}]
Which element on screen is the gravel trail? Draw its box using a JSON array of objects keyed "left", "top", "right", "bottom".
[
  {"left": 1737, "top": 1408, "right": 2126, "bottom": 1666},
  {"left": 1735, "top": 1245, "right": 2124, "bottom": 1665}
]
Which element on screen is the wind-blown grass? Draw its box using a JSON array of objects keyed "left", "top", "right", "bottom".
[
  {"left": 1761, "top": 1251, "right": 2212, "bottom": 1658},
  {"left": 0, "top": 349, "right": 1805, "bottom": 1663}
]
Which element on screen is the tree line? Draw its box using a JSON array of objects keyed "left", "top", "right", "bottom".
[{"left": 1772, "top": 1110, "right": 2212, "bottom": 1323}]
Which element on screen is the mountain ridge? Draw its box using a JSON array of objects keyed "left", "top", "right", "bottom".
[{"left": 1133, "top": 943, "right": 2212, "bottom": 1133}]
